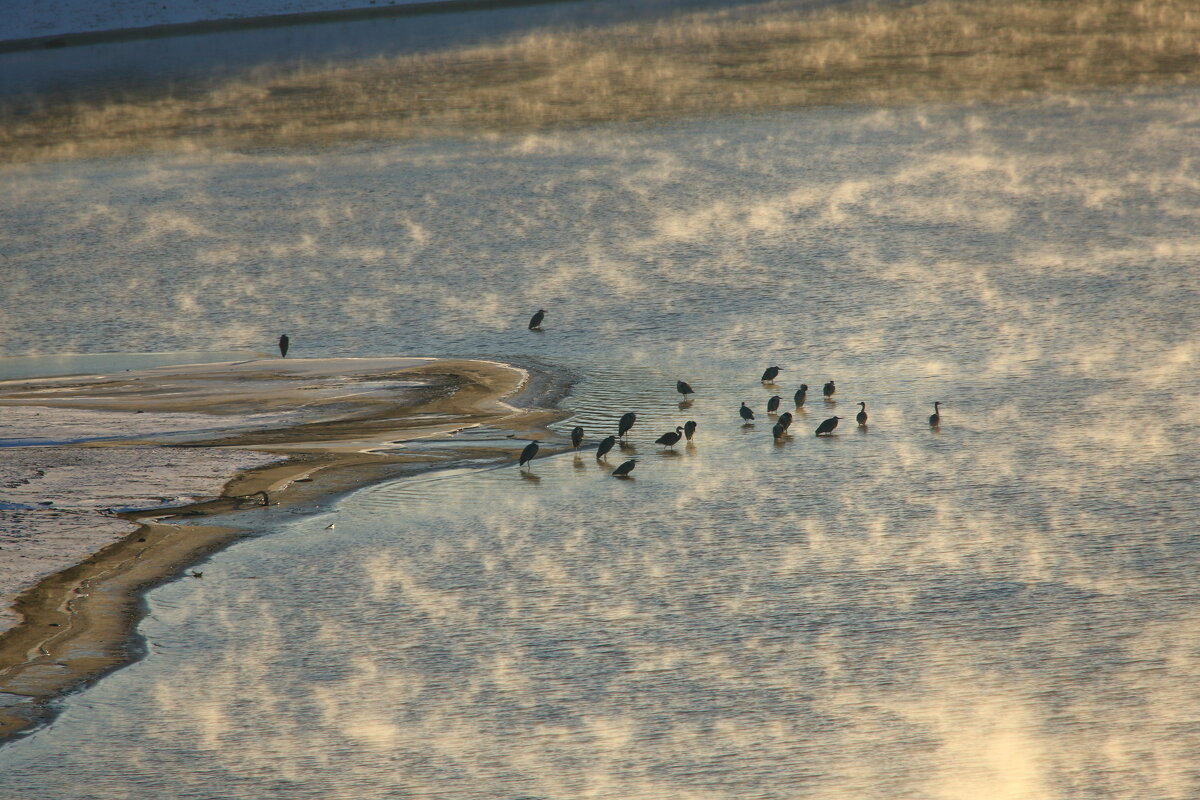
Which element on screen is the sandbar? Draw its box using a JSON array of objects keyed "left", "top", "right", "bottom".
[{"left": 0, "top": 356, "right": 568, "bottom": 740}]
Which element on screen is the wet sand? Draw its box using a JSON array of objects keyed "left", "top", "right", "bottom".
[{"left": 0, "top": 356, "right": 568, "bottom": 740}]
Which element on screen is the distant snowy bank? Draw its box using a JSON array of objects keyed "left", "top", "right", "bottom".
[{"left": 3, "top": 0, "right": 467, "bottom": 43}]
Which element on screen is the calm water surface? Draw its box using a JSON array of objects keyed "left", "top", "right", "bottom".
[{"left": 1, "top": 88, "right": 1199, "bottom": 797}]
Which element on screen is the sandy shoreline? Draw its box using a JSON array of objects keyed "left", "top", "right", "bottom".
[{"left": 0, "top": 356, "right": 569, "bottom": 741}]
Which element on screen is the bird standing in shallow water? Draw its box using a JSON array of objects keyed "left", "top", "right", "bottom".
[
  {"left": 684, "top": 420, "right": 697, "bottom": 441},
  {"left": 612, "top": 459, "right": 638, "bottom": 477},
  {"left": 278, "top": 334, "right": 289, "bottom": 358},
  {"left": 655, "top": 426, "right": 685, "bottom": 449},
  {"left": 518, "top": 440, "right": 539, "bottom": 468},
  {"left": 676, "top": 380, "right": 694, "bottom": 398},
  {"left": 823, "top": 380, "right": 836, "bottom": 399},
  {"left": 929, "top": 401, "right": 942, "bottom": 427},
  {"left": 856, "top": 402, "right": 868, "bottom": 426},
  {"left": 740, "top": 402, "right": 755, "bottom": 422},
  {"left": 761, "top": 366, "right": 782, "bottom": 383},
  {"left": 777, "top": 412, "right": 793, "bottom": 431},
  {"left": 596, "top": 435, "right": 617, "bottom": 460},
  {"left": 528, "top": 309, "right": 546, "bottom": 330},
  {"left": 794, "top": 384, "right": 808, "bottom": 406},
  {"left": 767, "top": 395, "right": 781, "bottom": 414},
  {"left": 815, "top": 416, "right": 842, "bottom": 435},
  {"left": 618, "top": 412, "right": 637, "bottom": 440},
  {"left": 571, "top": 426, "right": 585, "bottom": 449},
  {"left": 772, "top": 422, "right": 786, "bottom": 440}
]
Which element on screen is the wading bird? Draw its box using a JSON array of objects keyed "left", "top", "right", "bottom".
[
  {"left": 740, "top": 402, "right": 755, "bottom": 422},
  {"left": 684, "top": 420, "right": 697, "bottom": 441},
  {"left": 823, "top": 380, "right": 836, "bottom": 399},
  {"left": 815, "top": 416, "right": 842, "bottom": 436},
  {"left": 676, "top": 380, "right": 695, "bottom": 397},
  {"left": 794, "top": 384, "right": 808, "bottom": 406},
  {"left": 772, "top": 422, "right": 786, "bottom": 440},
  {"left": 596, "top": 435, "right": 617, "bottom": 460},
  {"left": 571, "top": 426, "right": 585, "bottom": 449},
  {"left": 778, "top": 412, "right": 793, "bottom": 431},
  {"left": 929, "top": 401, "right": 942, "bottom": 427},
  {"left": 618, "top": 412, "right": 637, "bottom": 439},
  {"left": 761, "top": 366, "right": 782, "bottom": 383},
  {"left": 528, "top": 309, "right": 546, "bottom": 330},
  {"left": 655, "top": 426, "right": 685, "bottom": 449},
  {"left": 856, "top": 402, "right": 868, "bottom": 426},
  {"left": 767, "top": 395, "right": 781, "bottom": 414},
  {"left": 612, "top": 459, "right": 638, "bottom": 477},
  {"left": 278, "top": 334, "right": 289, "bottom": 358},
  {"left": 518, "top": 440, "right": 539, "bottom": 468}
]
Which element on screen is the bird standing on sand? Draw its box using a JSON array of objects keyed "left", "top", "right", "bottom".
[
  {"left": 767, "top": 395, "right": 781, "bottom": 414},
  {"left": 929, "top": 401, "right": 942, "bottom": 427},
  {"left": 794, "top": 384, "right": 808, "bottom": 406},
  {"left": 618, "top": 412, "right": 637, "bottom": 440},
  {"left": 676, "top": 380, "right": 695, "bottom": 398},
  {"left": 761, "top": 366, "right": 782, "bottom": 383},
  {"left": 612, "top": 459, "right": 638, "bottom": 477},
  {"left": 278, "top": 334, "right": 290, "bottom": 358},
  {"left": 823, "top": 380, "right": 836, "bottom": 399},
  {"left": 684, "top": 420, "right": 697, "bottom": 441},
  {"left": 571, "top": 426, "right": 585, "bottom": 449},
  {"left": 815, "top": 416, "right": 842, "bottom": 436},
  {"left": 528, "top": 309, "right": 546, "bottom": 330},
  {"left": 655, "top": 426, "right": 685, "bottom": 449},
  {"left": 740, "top": 402, "right": 755, "bottom": 422},
  {"left": 596, "top": 435, "right": 617, "bottom": 460},
  {"left": 778, "top": 412, "right": 793, "bottom": 431},
  {"left": 856, "top": 402, "right": 868, "bottom": 426},
  {"left": 518, "top": 440, "right": 539, "bottom": 468}
]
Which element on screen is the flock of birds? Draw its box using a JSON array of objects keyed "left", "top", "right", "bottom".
[
  {"left": 274, "top": 320, "right": 945, "bottom": 480},
  {"left": 517, "top": 313, "right": 946, "bottom": 479}
]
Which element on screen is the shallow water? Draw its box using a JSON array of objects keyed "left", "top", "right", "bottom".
[{"left": 1, "top": 85, "right": 1199, "bottom": 797}]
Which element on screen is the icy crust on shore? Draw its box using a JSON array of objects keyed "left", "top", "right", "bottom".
[
  {"left": 3, "top": 0, "right": 459, "bottom": 42},
  {"left": 0, "top": 446, "right": 279, "bottom": 631},
  {"left": 0, "top": 357, "right": 440, "bottom": 634}
]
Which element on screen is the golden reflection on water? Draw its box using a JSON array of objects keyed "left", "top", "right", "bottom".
[
  {"left": 109, "top": 375, "right": 1197, "bottom": 797},
  {"left": 3, "top": 0, "right": 1200, "bottom": 163}
]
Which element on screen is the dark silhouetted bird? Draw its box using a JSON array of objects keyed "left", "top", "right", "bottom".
[
  {"left": 518, "top": 440, "right": 539, "bottom": 468},
  {"left": 571, "top": 426, "right": 585, "bottom": 449},
  {"left": 772, "top": 421, "right": 786, "bottom": 440},
  {"left": 929, "top": 401, "right": 942, "bottom": 427},
  {"left": 528, "top": 309, "right": 546, "bottom": 330},
  {"left": 823, "top": 380, "right": 836, "bottom": 399},
  {"left": 655, "top": 426, "right": 685, "bottom": 449},
  {"left": 278, "top": 334, "right": 289, "bottom": 358},
  {"left": 612, "top": 459, "right": 638, "bottom": 477},
  {"left": 618, "top": 412, "right": 637, "bottom": 439},
  {"left": 856, "top": 401, "right": 868, "bottom": 426},
  {"left": 761, "top": 366, "right": 782, "bottom": 383},
  {"left": 684, "top": 420, "right": 697, "bottom": 441},
  {"left": 596, "top": 435, "right": 617, "bottom": 460},
  {"left": 778, "top": 412, "right": 793, "bottom": 431},
  {"left": 767, "top": 395, "right": 781, "bottom": 414},
  {"left": 794, "top": 384, "right": 808, "bottom": 406},
  {"left": 676, "top": 380, "right": 694, "bottom": 397},
  {"left": 815, "top": 416, "right": 842, "bottom": 436},
  {"left": 739, "top": 402, "right": 755, "bottom": 422}
]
